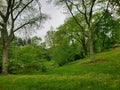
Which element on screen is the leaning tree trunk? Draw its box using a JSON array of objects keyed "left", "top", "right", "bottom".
[
  {"left": 89, "top": 32, "right": 95, "bottom": 63},
  {"left": 2, "top": 40, "right": 9, "bottom": 75}
]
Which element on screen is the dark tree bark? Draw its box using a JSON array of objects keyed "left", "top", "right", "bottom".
[
  {"left": 1, "top": 25, "right": 10, "bottom": 75},
  {"left": 89, "top": 33, "right": 95, "bottom": 63},
  {"left": 2, "top": 40, "right": 9, "bottom": 75},
  {"left": 101, "top": 35, "right": 106, "bottom": 52},
  {"left": 81, "top": 38, "right": 88, "bottom": 56}
]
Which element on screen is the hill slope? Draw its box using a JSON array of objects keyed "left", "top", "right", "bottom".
[
  {"left": 0, "top": 47, "right": 120, "bottom": 90},
  {"left": 47, "top": 47, "right": 120, "bottom": 75}
]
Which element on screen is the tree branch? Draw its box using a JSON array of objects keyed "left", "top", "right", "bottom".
[
  {"left": 0, "top": 22, "right": 4, "bottom": 27},
  {"left": 64, "top": 0, "right": 88, "bottom": 37},
  {"left": 13, "top": 0, "right": 23, "bottom": 10},
  {"left": 89, "top": 0, "right": 96, "bottom": 24},
  {"left": 67, "top": 0, "right": 85, "bottom": 16},
  {"left": 14, "top": 0, "right": 34, "bottom": 21},
  {"left": 0, "top": 11, "right": 5, "bottom": 20},
  {"left": 94, "top": 0, "right": 110, "bottom": 29},
  {"left": 5, "top": 0, "right": 12, "bottom": 22},
  {"left": 13, "top": 20, "right": 35, "bottom": 33},
  {"left": 81, "top": 0, "right": 90, "bottom": 27}
]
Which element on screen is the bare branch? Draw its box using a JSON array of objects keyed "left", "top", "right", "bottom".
[
  {"left": 0, "top": 11, "right": 5, "bottom": 20},
  {"left": 13, "top": 0, "right": 23, "bottom": 10},
  {"left": 64, "top": 0, "right": 88, "bottom": 37},
  {"left": 14, "top": 0, "right": 34, "bottom": 21},
  {"left": 81, "top": 0, "right": 90, "bottom": 27},
  {"left": 9, "top": 0, "right": 15, "bottom": 39},
  {"left": 94, "top": 0, "right": 110, "bottom": 29},
  {"left": 67, "top": 0, "right": 85, "bottom": 16},
  {"left": 5, "top": 0, "right": 12, "bottom": 22},
  {"left": 89, "top": 0, "right": 96, "bottom": 23},
  {"left": 13, "top": 21, "right": 34, "bottom": 33}
]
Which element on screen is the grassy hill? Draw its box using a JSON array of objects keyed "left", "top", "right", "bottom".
[{"left": 0, "top": 47, "right": 120, "bottom": 90}]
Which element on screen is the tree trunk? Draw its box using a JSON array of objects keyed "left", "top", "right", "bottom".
[
  {"left": 101, "top": 35, "right": 106, "bottom": 52},
  {"left": 2, "top": 41, "right": 8, "bottom": 75},
  {"left": 81, "top": 38, "right": 88, "bottom": 56},
  {"left": 89, "top": 34, "right": 95, "bottom": 63}
]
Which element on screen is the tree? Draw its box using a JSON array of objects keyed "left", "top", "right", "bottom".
[
  {"left": 95, "top": 10, "right": 116, "bottom": 51},
  {"left": 56, "top": 16, "right": 88, "bottom": 56},
  {"left": 50, "top": 25, "right": 85, "bottom": 66},
  {"left": 52, "top": 0, "right": 111, "bottom": 63},
  {"left": 109, "top": 0, "right": 120, "bottom": 8},
  {"left": 31, "top": 36, "right": 42, "bottom": 45},
  {"left": 0, "top": 0, "right": 47, "bottom": 75},
  {"left": 108, "top": 18, "right": 120, "bottom": 45},
  {"left": 45, "top": 27, "right": 56, "bottom": 48}
]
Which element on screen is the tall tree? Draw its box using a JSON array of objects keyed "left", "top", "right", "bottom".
[
  {"left": 52, "top": 0, "right": 111, "bottom": 62},
  {"left": 56, "top": 16, "right": 88, "bottom": 56},
  {"left": 0, "top": 0, "right": 47, "bottom": 75},
  {"left": 95, "top": 10, "right": 116, "bottom": 51}
]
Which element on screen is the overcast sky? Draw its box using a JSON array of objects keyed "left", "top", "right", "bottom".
[{"left": 36, "top": 0, "right": 66, "bottom": 40}]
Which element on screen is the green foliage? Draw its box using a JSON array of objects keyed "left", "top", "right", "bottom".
[
  {"left": 8, "top": 59, "right": 26, "bottom": 74},
  {"left": 45, "top": 29, "right": 56, "bottom": 48},
  {"left": 31, "top": 36, "right": 42, "bottom": 45},
  {"left": 40, "top": 62, "right": 47, "bottom": 72},
  {"left": 94, "top": 10, "right": 118, "bottom": 52},
  {"left": 52, "top": 39, "right": 84, "bottom": 66},
  {"left": 52, "top": 44, "right": 70, "bottom": 66},
  {"left": 8, "top": 45, "right": 49, "bottom": 74},
  {"left": 111, "top": 19, "right": 120, "bottom": 44},
  {"left": 0, "top": 47, "right": 120, "bottom": 90},
  {"left": 0, "top": 45, "right": 2, "bottom": 73},
  {"left": 47, "top": 15, "right": 88, "bottom": 66}
]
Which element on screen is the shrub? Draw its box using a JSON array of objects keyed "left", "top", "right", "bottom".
[
  {"left": 52, "top": 43, "right": 84, "bottom": 66},
  {"left": 8, "top": 59, "right": 48, "bottom": 74},
  {"left": 8, "top": 45, "right": 48, "bottom": 74},
  {"left": 40, "top": 63, "right": 47, "bottom": 72},
  {"left": 8, "top": 59, "right": 25, "bottom": 74}
]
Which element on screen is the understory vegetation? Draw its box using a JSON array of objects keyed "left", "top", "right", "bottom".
[{"left": 0, "top": 47, "right": 120, "bottom": 90}]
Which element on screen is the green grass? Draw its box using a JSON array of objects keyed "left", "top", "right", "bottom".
[{"left": 0, "top": 47, "right": 120, "bottom": 90}]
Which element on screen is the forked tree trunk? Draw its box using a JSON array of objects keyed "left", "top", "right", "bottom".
[{"left": 2, "top": 41, "right": 9, "bottom": 75}]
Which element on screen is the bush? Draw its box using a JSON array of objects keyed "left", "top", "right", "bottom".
[
  {"left": 52, "top": 43, "right": 84, "bottom": 66},
  {"left": 40, "top": 63, "right": 47, "bottom": 72},
  {"left": 8, "top": 59, "right": 47, "bottom": 74},
  {"left": 8, "top": 45, "right": 48, "bottom": 74},
  {"left": 8, "top": 59, "right": 25, "bottom": 74}
]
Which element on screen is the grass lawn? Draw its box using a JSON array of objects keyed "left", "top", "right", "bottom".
[{"left": 0, "top": 47, "right": 120, "bottom": 90}]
